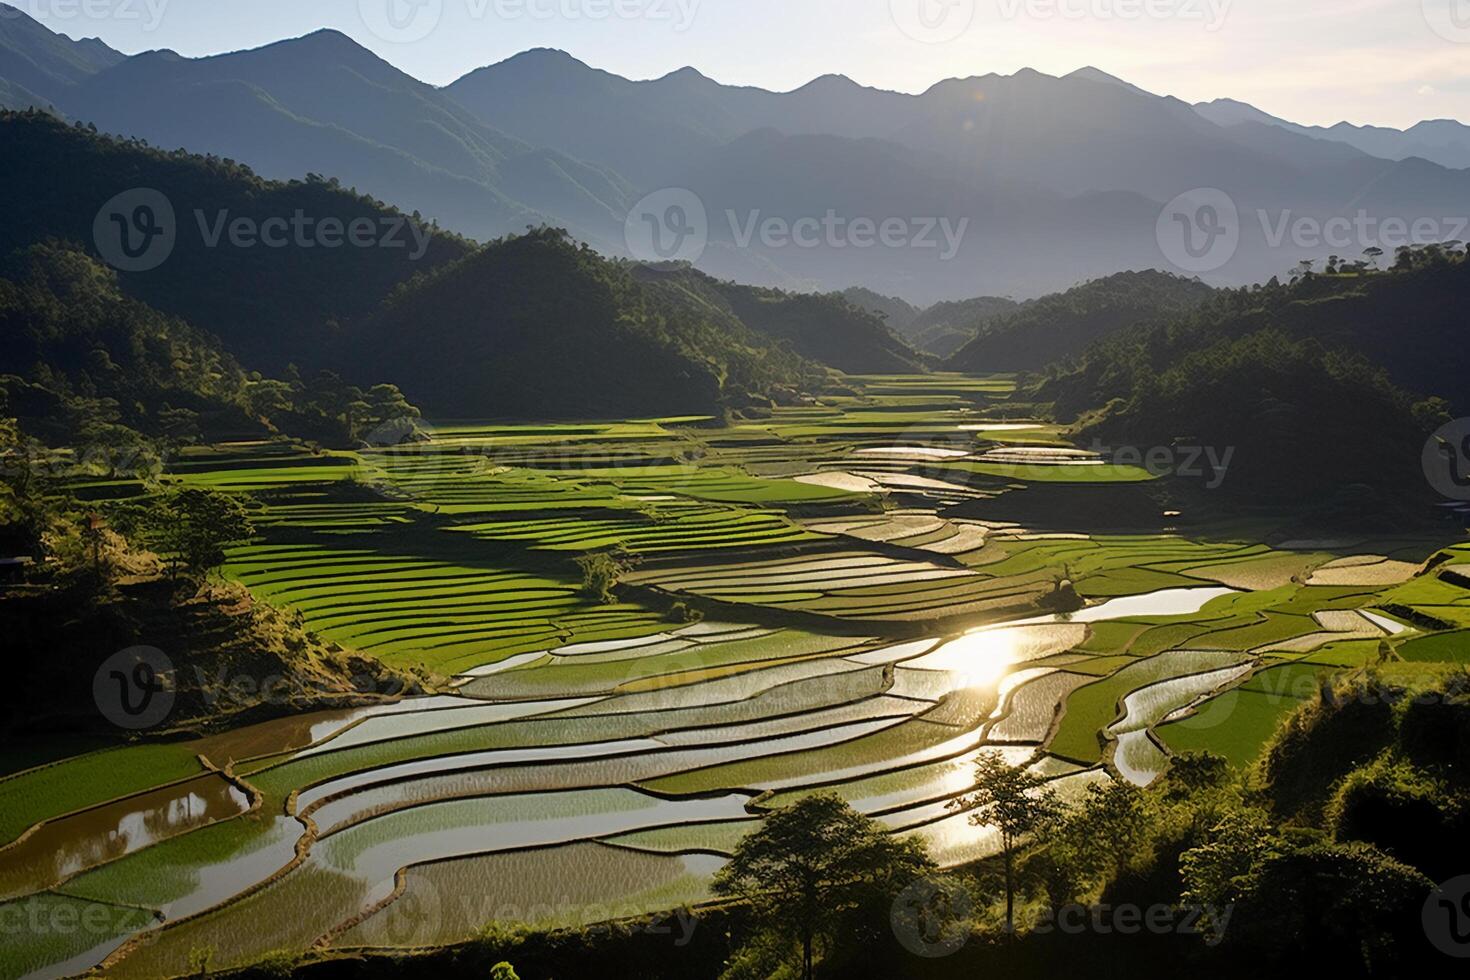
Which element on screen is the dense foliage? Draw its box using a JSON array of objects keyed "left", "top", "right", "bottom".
[
  {"left": 0, "top": 110, "right": 471, "bottom": 371},
  {"left": 839, "top": 286, "right": 1020, "bottom": 358},
  {"left": 949, "top": 270, "right": 1214, "bottom": 372},
  {"left": 713, "top": 794, "right": 935, "bottom": 980},
  {"left": 346, "top": 232, "right": 845, "bottom": 418},
  {"left": 0, "top": 243, "right": 421, "bottom": 453},
  {"left": 639, "top": 265, "right": 922, "bottom": 377},
  {"left": 902, "top": 294, "right": 1022, "bottom": 358},
  {"left": 1033, "top": 260, "right": 1468, "bottom": 501},
  {"left": 713, "top": 282, "right": 922, "bottom": 375}
]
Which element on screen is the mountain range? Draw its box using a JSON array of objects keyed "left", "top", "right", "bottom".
[
  {"left": 2, "top": 4, "right": 1469, "bottom": 304},
  {"left": 0, "top": 111, "right": 909, "bottom": 424}
]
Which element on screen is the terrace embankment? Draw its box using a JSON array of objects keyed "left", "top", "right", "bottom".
[{"left": 1, "top": 571, "right": 431, "bottom": 743}]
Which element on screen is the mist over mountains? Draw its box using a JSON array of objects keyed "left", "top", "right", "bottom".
[{"left": 3, "top": 4, "right": 1469, "bottom": 304}]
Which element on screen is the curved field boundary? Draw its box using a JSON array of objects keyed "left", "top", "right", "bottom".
[{"left": 98, "top": 786, "right": 321, "bottom": 974}]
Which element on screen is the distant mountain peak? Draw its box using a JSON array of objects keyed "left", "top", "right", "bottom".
[
  {"left": 1066, "top": 66, "right": 1155, "bottom": 97},
  {"left": 658, "top": 65, "right": 709, "bottom": 82},
  {"left": 501, "top": 47, "right": 589, "bottom": 69},
  {"left": 1067, "top": 66, "right": 1124, "bottom": 84},
  {"left": 803, "top": 72, "right": 858, "bottom": 88}
]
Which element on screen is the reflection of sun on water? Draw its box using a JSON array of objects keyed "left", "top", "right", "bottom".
[{"left": 928, "top": 629, "right": 1021, "bottom": 690}]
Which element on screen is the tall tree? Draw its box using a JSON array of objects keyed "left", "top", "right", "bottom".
[
  {"left": 949, "top": 751, "right": 1063, "bottom": 935},
  {"left": 713, "top": 794, "right": 934, "bottom": 980},
  {"left": 148, "top": 488, "right": 255, "bottom": 581}
]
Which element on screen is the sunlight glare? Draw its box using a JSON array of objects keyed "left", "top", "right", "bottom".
[{"left": 927, "top": 629, "right": 1021, "bottom": 691}]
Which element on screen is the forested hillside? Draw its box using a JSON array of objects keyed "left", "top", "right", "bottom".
[
  {"left": 0, "top": 243, "right": 420, "bottom": 455},
  {"left": 1035, "top": 255, "right": 1468, "bottom": 502},
  {"left": 905, "top": 295, "right": 1023, "bottom": 357},
  {"left": 0, "top": 111, "right": 470, "bottom": 371},
  {"left": 637, "top": 267, "right": 921, "bottom": 375},
  {"left": 950, "top": 270, "right": 1214, "bottom": 372},
  {"left": 345, "top": 232, "right": 828, "bottom": 418}
]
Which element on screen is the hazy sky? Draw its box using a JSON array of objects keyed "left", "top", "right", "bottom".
[{"left": 18, "top": 0, "right": 1470, "bottom": 128}]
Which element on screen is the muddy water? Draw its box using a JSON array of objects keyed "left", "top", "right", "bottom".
[
  {"left": 193, "top": 708, "right": 369, "bottom": 766},
  {"left": 0, "top": 774, "right": 250, "bottom": 900}
]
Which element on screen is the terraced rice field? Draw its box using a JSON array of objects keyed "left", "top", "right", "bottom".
[{"left": 8, "top": 379, "right": 1468, "bottom": 979}]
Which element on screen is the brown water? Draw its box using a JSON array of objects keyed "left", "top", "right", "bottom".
[{"left": 0, "top": 773, "right": 250, "bottom": 900}]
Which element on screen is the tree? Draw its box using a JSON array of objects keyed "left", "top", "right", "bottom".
[
  {"left": 574, "top": 552, "right": 630, "bottom": 604},
  {"left": 1179, "top": 808, "right": 1279, "bottom": 942},
  {"left": 713, "top": 794, "right": 935, "bottom": 980},
  {"left": 150, "top": 488, "right": 255, "bottom": 581},
  {"left": 1363, "top": 246, "right": 1384, "bottom": 269},
  {"left": 948, "top": 751, "right": 1064, "bottom": 935},
  {"left": 1070, "top": 780, "right": 1152, "bottom": 884},
  {"left": 489, "top": 964, "right": 519, "bottom": 980}
]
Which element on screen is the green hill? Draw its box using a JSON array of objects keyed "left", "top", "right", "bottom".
[
  {"left": 949, "top": 270, "right": 1213, "bottom": 372},
  {"left": 0, "top": 243, "right": 420, "bottom": 452},
  {"left": 0, "top": 110, "right": 471, "bottom": 372},
  {"left": 841, "top": 288, "right": 1021, "bottom": 358},
  {"left": 905, "top": 295, "right": 1022, "bottom": 358},
  {"left": 344, "top": 232, "right": 823, "bottom": 419},
  {"left": 1035, "top": 259, "right": 1469, "bottom": 502},
  {"left": 641, "top": 266, "right": 922, "bottom": 375}
]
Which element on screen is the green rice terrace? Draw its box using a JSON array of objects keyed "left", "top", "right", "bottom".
[{"left": 4, "top": 374, "right": 1468, "bottom": 979}]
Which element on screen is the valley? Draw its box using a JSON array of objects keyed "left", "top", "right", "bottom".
[{"left": 4, "top": 375, "right": 1465, "bottom": 979}]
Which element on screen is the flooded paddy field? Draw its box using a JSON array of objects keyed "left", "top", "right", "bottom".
[{"left": 5, "top": 374, "right": 1468, "bottom": 979}]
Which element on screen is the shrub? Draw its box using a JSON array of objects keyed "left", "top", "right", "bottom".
[
  {"left": 1327, "top": 757, "right": 1459, "bottom": 879},
  {"left": 1254, "top": 675, "right": 1398, "bottom": 821},
  {"left": 575, "top": 552, "right": 628, "bottom": 604}
]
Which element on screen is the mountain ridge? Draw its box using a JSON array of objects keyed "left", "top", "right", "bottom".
[{"left": 5, "top": 7, "right": 1468, "bottom": 303}]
